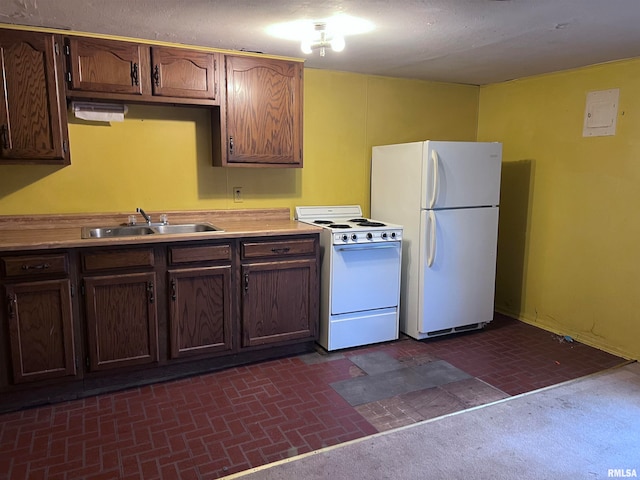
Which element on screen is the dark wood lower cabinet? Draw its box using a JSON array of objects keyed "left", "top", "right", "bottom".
[
  {"left": 0, "top": 234, "right": 319, "bottom": 412},
  {"left": 168, "top": 266, "right": 232, "bottom": 358},
  {"left": 241, "top": 259, "right": 317, "bottom": 347},
  {"left": 83, "top": 272, "right": 158, "bottom": 371},
  {"left": 5, "top": 279, "right": 76, "bottom": 383}
]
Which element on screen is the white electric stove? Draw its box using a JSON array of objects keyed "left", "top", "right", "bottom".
[{"left": 295, "top": 205, "right": 403, "bottom": 351}]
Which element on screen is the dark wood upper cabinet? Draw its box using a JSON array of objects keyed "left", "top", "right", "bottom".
[
  {"left": 65, "top": 37, "right": 219, "bottom": 104},
  {"left": 0, "top": 26, "right": 306, "bottom": 171},
  {"left": 0, "top": 30, "right": 70, "bottom": 165},
  {"left": 220, "top": 56, "right": 303, "bottom": 167},
  {"left": 150, "top": 47, "right": 218, "bottom": 100},
  {"left": 65, "top": 36, "right": 150, "bottom": 95}
]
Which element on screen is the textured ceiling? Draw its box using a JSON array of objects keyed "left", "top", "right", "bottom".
[{"left": 2, "top": 0, "right": 640, "bottom": 85}]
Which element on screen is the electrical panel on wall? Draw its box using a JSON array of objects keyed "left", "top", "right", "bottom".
[{"left": 582, "top": 88, "right": 619, "bottom": 137}]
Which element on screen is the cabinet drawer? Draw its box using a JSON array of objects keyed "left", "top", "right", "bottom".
[
  {"left": 82, "top": 248, "right": 155, "bottom": 272},
  {"left": 169, "top": 244, "right": 231, "bottom": 264},
  {"left": 2, "top": 254, "right": 69, "bottom": 278},
  {"left": 241, "top": 238, "right": 316, "bottom": 259}
]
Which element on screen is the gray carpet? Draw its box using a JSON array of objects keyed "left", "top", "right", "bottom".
[{"left": 224, "top": 362, "right": 640, "bottom": 480}]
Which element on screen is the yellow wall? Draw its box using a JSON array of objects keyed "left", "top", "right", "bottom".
[
  {"left": 1, "top": 26, "right": 637, "bottom": 360},
  {"left": 478, "top": 58, "right": 640, "bottom": 360},
  {"left": 0, "top": 69, "right": 478, "bottom": 216},
  {"left": 2, "top": 40, "right": 637, "bottom": 360}
]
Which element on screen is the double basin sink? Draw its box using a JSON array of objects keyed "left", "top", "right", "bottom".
[{"left": 81, "top": 223, "right": 222, "bottom": 239}]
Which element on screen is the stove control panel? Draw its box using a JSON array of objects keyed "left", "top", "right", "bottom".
[{"left": 333, "top": 229, "right": 402, "bottom": 244}]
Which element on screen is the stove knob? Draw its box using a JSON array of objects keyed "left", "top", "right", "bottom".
[
  {"left": 341, "top": 234, "right": 348, "bottom": 242},
  {"left": 391, "top": 232, "right": 396, "bottom": 239},
  {"left": 366, "top": 232, "right": 373, "bottom": 240},
  {"left": 351, "top": 234, "right": 358, "bottom": 241},
  {"left": 381, "top": 232, "right": 388, "bottom": 239}
]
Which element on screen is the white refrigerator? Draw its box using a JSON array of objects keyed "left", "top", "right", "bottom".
[{"left": 371, "top": 141, "right": 502, "bottom": 339}]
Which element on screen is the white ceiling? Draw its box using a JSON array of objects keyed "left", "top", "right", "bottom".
[{"left": 2, "top": 0, "right": 640, "bottom": 85}]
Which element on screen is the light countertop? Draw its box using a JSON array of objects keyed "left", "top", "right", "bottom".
[{"left": 0, "top": 208, "right": 322, "bottom": 252}]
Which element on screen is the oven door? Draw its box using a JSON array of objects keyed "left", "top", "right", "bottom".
[{"left": 330, "top": 242, "right": 401, "bottom": 315}]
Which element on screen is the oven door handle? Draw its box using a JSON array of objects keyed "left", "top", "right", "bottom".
[{"left": 336, "top": 244, "right": 400, "bottom": 251}]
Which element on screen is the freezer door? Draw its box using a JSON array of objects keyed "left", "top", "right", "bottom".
[
  {"left": 422, "top": 141, "right": 502, "bottom": 209},
  {"left": 418, "top": 207, "right": 498, "bottom": 334}
]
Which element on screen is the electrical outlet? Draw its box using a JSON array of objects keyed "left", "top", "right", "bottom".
[{"left": 233, "top": 187, "right": 243, "bottom": 203}]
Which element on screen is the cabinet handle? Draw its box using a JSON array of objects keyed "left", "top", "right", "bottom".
[
  {"left": 229, "top": 136, "right": 234, "bottom": 154},
  {"left": 147, "top": 282, "right": 155, "bottom": 304},
  {"left": 0, "top": 125, "right": 9, "bottom": 150},
  {"left": 271, "top": 247, "right": 290, "bottom": 254},
  {"left": 6, "top": 295, "right": 16, "bottom": 319},
  {"left": 244, "top": 273, "right": 249, "bottom": 292},
  {"left": 153, "top": 65, "right": 160, "bottom": 87},
  {"left": 21, "top": 263, "right": 50, "bottom": 271},
  {"left": 171, "top": 279, "right": 176, "bottom": 301},
  {"left": 131, "top": 62, "right": 139, "bottom": 86}
]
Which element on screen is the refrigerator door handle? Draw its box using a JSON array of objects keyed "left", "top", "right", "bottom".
[
  {"left": 427, "top": 210, "right": 436, "bottom": 267},
  {"left": 429, "top": 149, "right": 439, "bottom": 208}
]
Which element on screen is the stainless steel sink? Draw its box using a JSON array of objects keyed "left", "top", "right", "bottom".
[
  {"left": 81, "top": 223, "right": 222, "bottom": 239},
  {"left": 82, "top": 225, "right": 155, "bottom": 238},
  {"left": 152, "top": 223, "right": 221, "bottom": 234}
]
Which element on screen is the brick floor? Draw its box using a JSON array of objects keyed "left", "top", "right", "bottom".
[{"left": 0, "top": 314, "right": 626, "bottom": 479}]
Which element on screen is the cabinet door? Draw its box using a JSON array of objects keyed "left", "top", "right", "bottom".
[
  {"left": 84, "top": 272, "right": 158, "bottom": 371},
  {"left": 66, "top": 37, "right": 150, "bottom": 95},
  {"left": 5, "top": 280, "right": 76, "bottom": 383},
  {"left": 224, "top": 56, "right": 303, "bottom": 166},
  {"left": 0, "top": 30, "right": 69, "bottom": 164},
  {"left": 168, "top": 266, "right": 232, "bottom": 358},
  {"left": 151, "top": 47, "right": 218, "bottom": 100},
  {"left": 241, "top": 259, "right": 317, "bottom": 347}
]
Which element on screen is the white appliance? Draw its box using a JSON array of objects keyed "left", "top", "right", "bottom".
[
  {"left": 295, "top": 205, "right": 403, "bottom": 351},
  {"left": 371, "top": 141, "right": 502, "bottom": 339}
]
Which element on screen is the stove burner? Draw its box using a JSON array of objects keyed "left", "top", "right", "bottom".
[
  {"left": 313, "top": 220, "right": 334, "bottom": 225},
  {"left": 357, "top": 221, "right": 386, "bottom": 227},
  {"left": 349, "top": 218, "right": 368, "bottom": 222},
  {"left": 328, "top": 224, "right": 352, "bottom": 229}
]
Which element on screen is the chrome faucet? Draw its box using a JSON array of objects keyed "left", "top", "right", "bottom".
[{"left": 136, "top": 208, "right": 151, "bottom": 225}]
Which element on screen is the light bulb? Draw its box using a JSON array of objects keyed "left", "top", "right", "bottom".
[
  {"left": 301, "top": 40, "right": 312, "bottom": 54},
  {"left": 330, "top": 35, "right": 345, "bottom": 52}
]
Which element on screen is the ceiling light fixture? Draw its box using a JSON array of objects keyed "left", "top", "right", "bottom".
[
  {"left": 301, "top": 23, "right": 345, "bottom": 57},
  {"left": 266, "top": 14, "right": 374, "bottom": 58}
]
